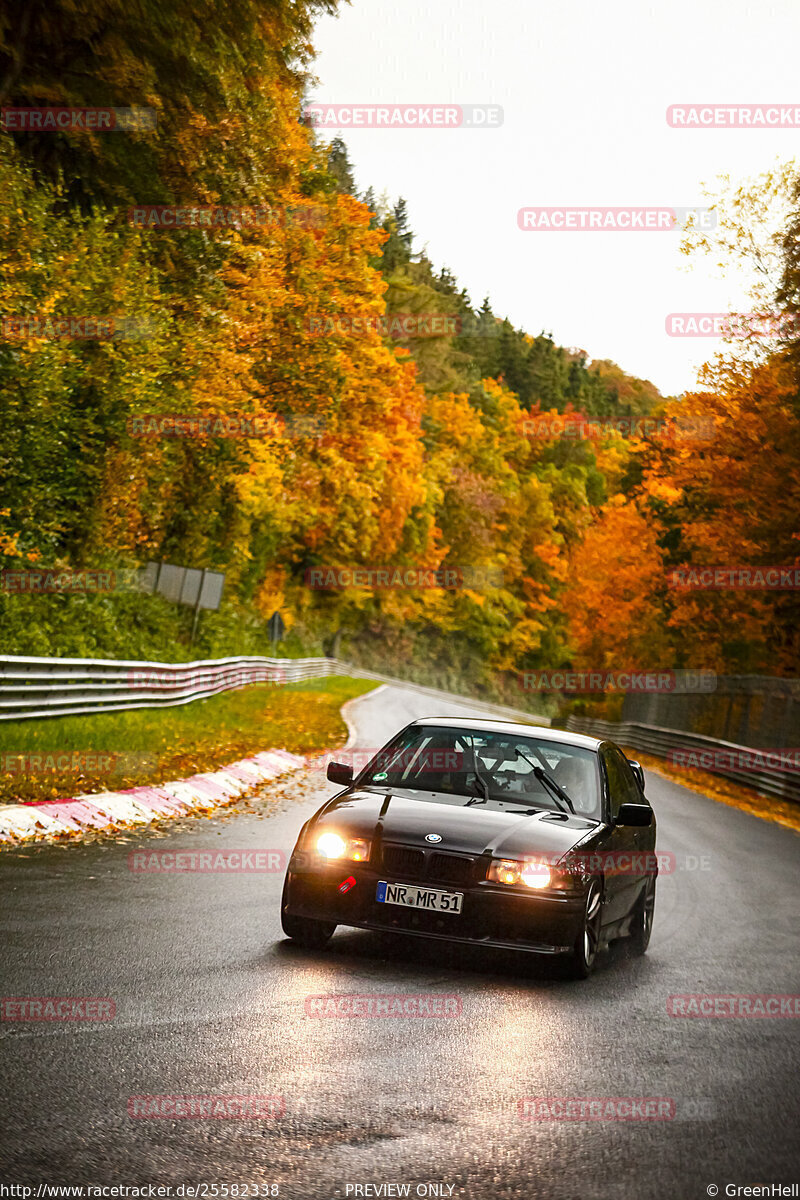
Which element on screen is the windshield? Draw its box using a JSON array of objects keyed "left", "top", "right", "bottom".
[{"left": 357, "top": 725, "right": 601, "bottom": 818}]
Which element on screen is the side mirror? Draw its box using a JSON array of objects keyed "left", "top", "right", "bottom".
[
  {"left": 327, "top": 761, "right": 354, "bottom": 786},
  {"left": 615, "top": 802, "right": 652, "bottom": 827},
  {"left": 628, "top": 760, "right": 645, "bottom": 792}
]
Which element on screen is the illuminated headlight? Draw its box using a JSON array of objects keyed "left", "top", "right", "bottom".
[
  {"left": 315, "top": 832, "right": 370, "bottom": 862},
  {"left": 488, "top": 859, "right": 522, "bottom": 886},
  {"left": 487, "top": 857, "right": 553, "bottom": 889},
  {"left": 520, "top": 861, "right": 552, "bottom": 889}
]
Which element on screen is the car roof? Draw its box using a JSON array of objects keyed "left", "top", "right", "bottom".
[{"left": 408, "top": 716, "right": 603, "bottom": 752}]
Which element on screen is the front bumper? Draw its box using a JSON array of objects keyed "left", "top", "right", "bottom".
[{"left": 282, "top": 856, "right": 587, "bottom": 955}]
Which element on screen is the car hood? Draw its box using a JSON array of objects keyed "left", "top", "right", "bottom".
[{"left": 316, "top": 788, "right": 600, "bottom": 860}]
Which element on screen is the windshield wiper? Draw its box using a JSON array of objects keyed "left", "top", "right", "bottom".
[
  {"left": 464, "top": 736, "right": 491, "bottom": 804},
  {"left": 532, "top": 765, "right": 575, "bottom": 814}
]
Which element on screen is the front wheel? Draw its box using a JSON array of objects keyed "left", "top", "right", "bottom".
[
  {"left": 281, "top": 877, "right": 336, "bottom": 948},
  {"left": 629, "top": 876, "right": 656, "bottom": 955},
  {"left": 281, "top": 911, "right": 336, "bottom": 948},
  {"left": 564, "top": 881, "right": 602, "bottom": 979}
]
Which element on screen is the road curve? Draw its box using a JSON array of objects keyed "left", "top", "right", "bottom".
[{"left": 1, "top": 683, "right": 799, "bottom": 1198}]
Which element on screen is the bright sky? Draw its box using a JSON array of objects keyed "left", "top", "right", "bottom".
[{"left": 309, "top": 0, "right": 799, "bottom": 396}]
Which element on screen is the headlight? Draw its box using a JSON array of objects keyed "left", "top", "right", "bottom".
[
  {"left": 315, "top": 832, "right": 370, "bottom": 862},
  {"left": 488, "top": 859, "right": 522, "bottom": 886},
  {"left": 520, "top": 861, "right": 551, "bottom": 889},
  {"left": 316, "top": 832, "right": 346, "bottom": 859},
  {"left": 487, "top": 857, "right": 555, "bottom": 889}
]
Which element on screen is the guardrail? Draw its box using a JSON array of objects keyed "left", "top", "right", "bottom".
[
  {"left": 621, "top": 676, "right": 800, "bottom": 751},
  {"left": 563, "top": 716, "right": 800, "bottom": 804},
  {"left": 5, "top": 653, "right": 793, "bottom": 804},
  {"left": 0, "top": 653, "right": 552, "bottom": 726},
  {"left": 0, "top": 655, "right": 349, "bottom": 721}
]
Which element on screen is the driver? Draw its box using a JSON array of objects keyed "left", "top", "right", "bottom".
[{"left": 552, "top": 756, "right": 599, "bottom": 816}]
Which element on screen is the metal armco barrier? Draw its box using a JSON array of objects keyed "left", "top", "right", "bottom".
[
  {"left": 0, "top": 655, "right": 350, "bottom": 721},
  {"left": 563, "top": 716, "right": 800, "bottom": 805},
  {"left": 0, "top": 654, "right": 550, "bottom": 725},
  {"left": 3, "top": 653, "right": 795, "bottom": 805},
  {"left": 621, "top": 676, "right": 800, "bottom": 751}
]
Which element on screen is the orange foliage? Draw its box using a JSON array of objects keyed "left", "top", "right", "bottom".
[{"left": 562, "top": 497, "right": 671, "bottom": 671}]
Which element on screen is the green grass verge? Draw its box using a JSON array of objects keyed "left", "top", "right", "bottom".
[{"left": 0, "top": 676, "right": 377, "bottom": 805}]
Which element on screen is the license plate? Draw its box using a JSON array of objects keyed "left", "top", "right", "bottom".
[{"left": 375, "top": 880, "right": 463, "bottom": 914}]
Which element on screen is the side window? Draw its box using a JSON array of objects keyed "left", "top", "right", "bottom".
[{"left": 602, "top": 746, "right": 640, "bottom": 817}]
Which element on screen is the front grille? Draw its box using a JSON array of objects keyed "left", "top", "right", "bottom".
[
  {"left": 380, "top": 844, "right": 475, "bottom": 887},
  {"left": 427, "top": 852, "right": 474, "bottom": 887},
  {"left": 381, "top": 845, "right": 426, "bottom": 879}
]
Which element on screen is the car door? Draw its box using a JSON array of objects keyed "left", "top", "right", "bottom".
[{"left": 599, "top": 743, "right": 645, "bottom": 927}]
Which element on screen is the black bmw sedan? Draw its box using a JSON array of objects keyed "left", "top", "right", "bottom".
[{"left": 281, "top": 718, "right": 657, "bottom": 978}]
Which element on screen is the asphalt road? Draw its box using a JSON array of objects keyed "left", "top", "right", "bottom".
[{"left": 1, "top": 683, "right": 799, "bottom": 1199}]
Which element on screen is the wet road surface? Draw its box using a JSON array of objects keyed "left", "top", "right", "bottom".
[{"left": 1, "top": 685, "right": 799, "bottom": 1198}]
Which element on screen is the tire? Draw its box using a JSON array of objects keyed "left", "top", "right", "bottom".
[
  {"left": 280, "top": 877, "right": 336, "bottom": 948},
  {"left": 629, "top": 876, "right": 656, "bottom": 956},
  {"left": 281, "top": 911, "right": 336, "bottom": 948},
  {"left": 564, "top": 881, "right": 602, "bottom": 979}
]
